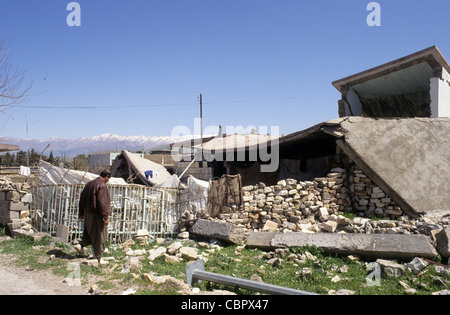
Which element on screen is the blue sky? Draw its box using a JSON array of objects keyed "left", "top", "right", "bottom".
[{"left": 0, "top": 0, "right": 449, "bottom": 139}]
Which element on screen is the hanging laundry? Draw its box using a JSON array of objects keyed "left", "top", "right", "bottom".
[{"left": 145, "top": 170, "right": 153, "bottom": 179}]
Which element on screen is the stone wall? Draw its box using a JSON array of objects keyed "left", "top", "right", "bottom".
[
  {"left": 180, "top": 163, "right": 406, "bottom": 234},
  {"left": 0, "top": 176, "right": 33, "bottom": 234},
  {"left": 348, "top": 165, "right": 403, "bottom": 217}
]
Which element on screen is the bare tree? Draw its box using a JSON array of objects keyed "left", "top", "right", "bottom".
[{"left": 0, "top": 43, "right": 33, "bottom": 111}]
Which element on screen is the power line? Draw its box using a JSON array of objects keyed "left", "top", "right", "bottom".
[
  {"left": 13, "top": 103, "right": 197, "bottom": 109},
  {"left": 12, "top": 96, "right": 303, "bottom": 110}
]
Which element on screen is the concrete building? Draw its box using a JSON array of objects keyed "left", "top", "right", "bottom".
[
  {"left": 88, "top": 152, "right": 119, "bottom": 173},
  {"left": 332, "top": 46, "right": 450, "bottom": 119}
]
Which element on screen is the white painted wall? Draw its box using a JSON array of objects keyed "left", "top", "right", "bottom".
[{"left": 430, "top": 67, "right": 450, "bottom": 118}]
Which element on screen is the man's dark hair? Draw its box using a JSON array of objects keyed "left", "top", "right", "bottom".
[{"left": 100, "top": 169, "right": 112, "bottom": 178}]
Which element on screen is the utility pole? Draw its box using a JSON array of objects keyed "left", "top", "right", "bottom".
[
  {"left": 199, "top": 93, "right": 203, "bottom": 147},
  {"left": 25, "top": 114, "right": 29, "bottom": 167}
]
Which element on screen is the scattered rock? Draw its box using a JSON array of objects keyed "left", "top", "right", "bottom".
[
  {"left": 178, "top": 231, "right": 190, "bottom": 239},
  {"left": 432, "top": 290, "right": 450, "bottom": 296},
  {"left": 262, "top": 221, "right": 278, "bottom": 232},
  {"left": 301, "top": 268, "right": 312, "bottom": 279},
  {"left": 122, "top": 288, "right": 136, "bottom": 295},
  {"left": 331, "top": 275, "right": 341, "bottom": 283},
  {"left": 436, "top": 228, "right": 450, "bottom": 258},
  {"left": 376, "top": 259, "right": 405, "bottom": 277},
  {"left": 406, "top": 257, "right": 428, "bottom": 275},
  {"left": 179, "top": 247, "right": 198, "bottom": 261},
  {"left": 163, "top": 253, "right": 183, "bottom": 264},
  {"left": 167, "top": 241, "right": 183, "bottom": 255},
  {"left": 148, "top": 246, "right": 167, "bottom": 261},
  {"left": 329, "top": 289, "right": 355, "bottom": 295},
  {"left": 124, "top": 256, "right": 143, "bottom": 272}
]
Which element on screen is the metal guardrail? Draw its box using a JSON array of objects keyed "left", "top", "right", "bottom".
[{"left": 186, "top": 260, "right": 319, "bottom": 296}]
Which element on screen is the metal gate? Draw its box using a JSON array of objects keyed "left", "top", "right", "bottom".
[{"left": 30, "top": 184, "right": 185, "bottom": 243}]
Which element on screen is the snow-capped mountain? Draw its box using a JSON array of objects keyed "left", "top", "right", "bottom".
[{"left": 0, "top": 133, "right": 195, "bottom": 157}]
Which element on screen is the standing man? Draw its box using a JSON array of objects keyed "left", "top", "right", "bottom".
[{"left": 74, "top": 170, "right": 112, "bottom": 262}]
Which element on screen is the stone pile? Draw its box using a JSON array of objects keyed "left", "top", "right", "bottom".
[
  {"left": 0, "top": 177, "right": 34, "bottom": 237},
  {"left": 348, "top": 165, "right": 403, "bottom": 217},
  {"left": 118, "top": 237, "right": 220, "bottom": 269},
  {"left": 193, "top": 166, "right": 407, "bottom": 234}
]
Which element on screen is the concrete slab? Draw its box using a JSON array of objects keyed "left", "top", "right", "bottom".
[
  {"left": 338, "top": 117, "right": 450, "bottom": 216},
  {"left": 246, "top": 232, "right": 278, "bottom": 249},
  {"left": 190, "top": 219, "right": 246, "bottom": 244},
  {"left": 247, "top": 231, "right": 438, "bottom": 260},
  {"left": 56, "top": 225, "right": 69, "bottom": 242}
]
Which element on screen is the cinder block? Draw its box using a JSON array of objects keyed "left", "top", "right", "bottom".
[
  {"left": 6, "top": 191, "right": 20, "bottom": 202},
  {"left": 56, "top": 225, "right": 69, "bottom": 242},
  {"left": 7, "top": 211, "right": 21, "bottom": 220},
  {"left": 8, "top": 219, "right": 26, "bottom": 230},
  {"left": 8, "top": 201, "right": 30, "bottom": 212}
]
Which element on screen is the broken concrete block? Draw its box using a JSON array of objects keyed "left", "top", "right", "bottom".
[
  {"left": 436, "top": 228, "right": 450, "bottom": 258},
  {"left": 262, "top": 220, "right": 278, "bottom": 232},
  {"left": 7, "top": 219, "right": 26, "bottom": 230},
  {"left": 147, "top": 246, "right": 167, "bottom": 261},
  {"left": 124, "top": 256, "right": 143, "bottom": 271},
  {"left": 167, "top": 241, "right": 183, "bottom": 255},
  {"left": 322, "top": 221, "right": 337, "bottom": 233},
  {"left": 6, "top": 191, "right": 20, "bottom": 202},
  {"left": 318, "top": 207, "right": 329, "bottom": 222},
  {"left": 179, "top": 246, "right": 198, "bottom": 260},
  {"left": 246, "top": 232, "right": 278, "bottom": 249},
  {"left": 190, "top": 219, "right": 246, "bottom": 244},
  {"left": 406, "top": 257, "right": 428, "bottom": 275},
  {"left": 56, "top": 225, "right": 69, "bottom": 242},
  {"left": 247, "top": 232, "right": 438, "bottom": 260},
  {"left": 162, "top": 253, "right": 183, "bottom": 264},
  {"left": 8, "top": 201, "right": 30, "bottom": 212},
  {"left": 376, "top": 259, "right": 405, "bottom": 277}
]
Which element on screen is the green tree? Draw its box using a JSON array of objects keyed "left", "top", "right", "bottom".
[
  {"left": 47, "top": 151, "right": 55, "bottom": 164},
  {"left": 29, "top": 148, "right": 40, "bottom": 166},
  {"left": 15, "top": 150, "right": 27, "bottom": 166},
  {"left": 0, "top": 152, "right": 15, "bottom": 166}
]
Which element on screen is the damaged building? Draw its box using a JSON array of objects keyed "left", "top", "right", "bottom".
[
  {"left": 3, "top": 46, "right": 448, "bottom": 249},
  {"left": 177, "top": 46, "right": 450, "bottom": 225}
]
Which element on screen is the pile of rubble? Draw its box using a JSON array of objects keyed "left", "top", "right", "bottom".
[
  {"left": 180, "top": 165, "right": 449, "bottom": 239},
  {"left": 348, "top": 165, "right": 403, "bottom": 217},
  {"left": 259, "top": 248, "right": 450, "bottom": 295},
  {"left": 228, "top": 166, "right": 407, "bottom": 233},
  {"left": 0, "top": 176, "right": 35, "bottom": 237},
  {"left": 86, "top": 233, "right": 233, "bottom": 295}
]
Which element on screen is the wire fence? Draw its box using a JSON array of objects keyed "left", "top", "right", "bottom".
[{"left": 30, "top": 184, "right": 188, "bottom": 243}]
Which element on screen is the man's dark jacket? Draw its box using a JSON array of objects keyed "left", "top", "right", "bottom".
[{"left": 79, "top": 177, "right": 111, "bottom": 221}]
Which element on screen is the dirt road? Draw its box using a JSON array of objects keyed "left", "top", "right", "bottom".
[{"left": 0, "top": 253, "right": 88, "bottom": 295}]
